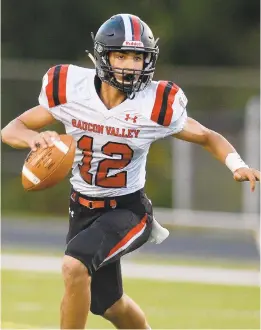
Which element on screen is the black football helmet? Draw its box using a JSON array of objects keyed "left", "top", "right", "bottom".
[{"left": 92, "top": 14, "right": 159, "bottom": 99}]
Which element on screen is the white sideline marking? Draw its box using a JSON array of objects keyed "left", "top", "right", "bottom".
[{"left": 1, "top": 254, "right": 259, "bottom": 287}]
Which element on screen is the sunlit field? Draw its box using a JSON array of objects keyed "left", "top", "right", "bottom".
[{"left": 2, "top": 268, "right": 259, "bottom": 329}]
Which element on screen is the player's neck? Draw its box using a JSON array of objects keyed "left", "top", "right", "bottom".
[{"left": 100, "top": 82, "right": 127, "bottom": 110}]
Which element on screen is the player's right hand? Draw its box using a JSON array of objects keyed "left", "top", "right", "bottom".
[{"left": 29, "top": 131, "right": 60, "bottom": 151}]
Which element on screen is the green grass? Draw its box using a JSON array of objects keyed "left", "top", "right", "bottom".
[{"left": 1, "top": 269, "right": 260, "bottom": 329}]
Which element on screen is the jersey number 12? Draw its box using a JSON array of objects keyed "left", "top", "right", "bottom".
[{"left": 78, "top": 135, "right": 134, "bottom": 188}]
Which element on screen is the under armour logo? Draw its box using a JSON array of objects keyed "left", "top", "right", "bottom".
[{"left": 125, "top": 114, "right": 138, "bottom": 123}]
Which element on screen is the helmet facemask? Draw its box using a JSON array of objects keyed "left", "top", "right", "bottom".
[{"left": 93, "top": 42, "right": 159, "bottom": 99}]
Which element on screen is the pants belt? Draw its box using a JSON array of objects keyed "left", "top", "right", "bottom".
[
  {"left": 78, "top": 196, "right": 117, "bottom": 210},
  {"left": 71, "top": 187, "right": 144, "bottom": 209}
]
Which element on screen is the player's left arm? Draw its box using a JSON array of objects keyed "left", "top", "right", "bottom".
[{"left": 173, "top": 117, "right": 260, "bottom": 191}]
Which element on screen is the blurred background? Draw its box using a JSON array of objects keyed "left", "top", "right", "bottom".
[{"left": 1, "top": 0, "right": 260, "bottom": 329}]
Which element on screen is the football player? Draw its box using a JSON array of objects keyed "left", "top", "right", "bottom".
[{"left": 2, "top": 13, "right": 260, "bottom": 329}]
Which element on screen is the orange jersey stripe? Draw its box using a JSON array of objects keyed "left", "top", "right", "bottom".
[
  {"left": 106, "top": 214, "right": 148, "bottom": 259},
  {"left": 163, "top": 83, "right": 179, "bottom": 126},
  {"left": 58, "top": 64, "right": 69, "bottom": 104},
  {"left": 151, "top": 81, "right": 168, "bottom": 123},
  {"left": 46, "top": 66, "right": 56, "bottom": 108}
]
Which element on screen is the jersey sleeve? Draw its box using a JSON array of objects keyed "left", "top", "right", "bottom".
[
  {"left": 150, "top": 81, "right": 188, "bottom": 138},
  {"left": 38, "top": 64, "right": 70, "bottom": 121}
]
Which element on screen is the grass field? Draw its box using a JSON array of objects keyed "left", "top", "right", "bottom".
[{"left": 2, "top": 268, "right": 260, "bottom": 329}]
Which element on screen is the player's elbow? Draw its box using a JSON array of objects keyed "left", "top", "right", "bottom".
[
  {"left": 196, "top": 127, "right": 213, "bottom": 147},
  {"left": 1, "top": 124, "right": 11, "bottom": 144},
  {"left": 202, "top": 129, "right": 222, "bottom": 148}
]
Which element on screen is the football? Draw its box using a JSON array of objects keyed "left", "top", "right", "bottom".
[{"left": 22, "top": 134, "right": 76, "bottom": 191}]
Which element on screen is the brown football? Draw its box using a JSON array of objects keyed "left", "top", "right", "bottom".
[{"left": 22, "top": 134, "right": 76, "bottom": 191}]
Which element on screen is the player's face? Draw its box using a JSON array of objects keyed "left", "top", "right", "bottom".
[{"left": 109, "top": 51, "right": 144, "bottom": 85}]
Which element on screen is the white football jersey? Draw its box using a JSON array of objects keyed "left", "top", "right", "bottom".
[{"left": 39, "top": 64, "right": 188, "bottom": 197}]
